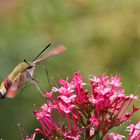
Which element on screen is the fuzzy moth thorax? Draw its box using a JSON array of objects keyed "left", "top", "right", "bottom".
[{"left": 8, "top": 62, "right": 29, "bottom": 81}]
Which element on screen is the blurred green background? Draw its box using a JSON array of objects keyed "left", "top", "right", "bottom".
[{"left": 0, "top": 0, "right": 140, "bottom": 139}]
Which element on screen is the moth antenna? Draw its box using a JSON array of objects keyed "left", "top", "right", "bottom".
[{"left": 32, "top": 43, "right": 51, "bottom": 62}]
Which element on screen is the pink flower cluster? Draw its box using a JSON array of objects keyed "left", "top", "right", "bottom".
[
  {"left": 127, "top": 122, "right": 140, "bottom": 140},
  {"left": 26, "top": 72, "right": 139, "bottom": 140}
]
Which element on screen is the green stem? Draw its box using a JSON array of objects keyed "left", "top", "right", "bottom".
[{"left": 95, "top": 134, "right": 103, "bottom": 140}]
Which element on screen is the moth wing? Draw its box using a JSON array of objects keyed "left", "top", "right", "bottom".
[
  {"left": 33, "top": 44, "right": 66, "bottom": 64},
  {"left": 5, "top": 73, "right": 22, "bottom": 98},
  {"left": 5, "top": 81, "right": 19, "bottom": 98}
]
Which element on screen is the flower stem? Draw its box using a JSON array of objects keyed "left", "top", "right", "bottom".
[{"left": 95, "top": 134, "right": 103, "bottom": 140}]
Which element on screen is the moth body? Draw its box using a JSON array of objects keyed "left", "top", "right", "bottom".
[
  {"left": 0, "top": 62, "right": 35, "bottom": 98},
  {"left": 0, "top": 44, "right": 66, "bottom": 99}
]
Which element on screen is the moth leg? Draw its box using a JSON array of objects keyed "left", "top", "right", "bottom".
[
  {"left": 32, "top": 80, "right": 44, "bottom": 97},
  {"left": 29, "top": 75, "right": 39, "bottom": 83},
  {"left": 36, "top": 65, "right": 52, "bottom": 90},
  {"left": 19, "top": 83, "right": 31, "bottom": 95},
  {"left": 27, "top": 72, "right": 44, "bottom": 96}
]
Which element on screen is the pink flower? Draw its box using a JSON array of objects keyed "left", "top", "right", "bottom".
[
  {"left": 89, "top": 74, "right": 139, "bottom": 134},
  {"left": 110, "top": 75, "right": 122, "bottom": 87},
  {"left": 90, "top": 114, "right": 99, "bottom": 128},
  {"left": 127, "top": 122, "right": 140, "bottom": 140},
  {"left": 26, "top": 72, "right": 139, "bottom": 139},
  {"left": 33, "top": 103, "right": 60, "bottom": 137},
  {"left": 105, "top": 133, "right": 125, "bottom": 140},
  {"left": 25, "top": 133, "right": 36, "bottom": 140}
]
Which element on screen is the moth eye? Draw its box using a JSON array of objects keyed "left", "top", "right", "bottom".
[{"left": 27, "top": 65, "right": 33, "bottom": 69}]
